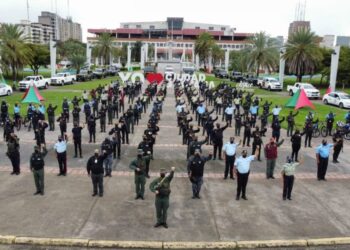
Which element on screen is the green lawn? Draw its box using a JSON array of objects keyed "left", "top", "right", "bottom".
[{"left": 60, "top": 76, "right": 121, "bottom": 90}]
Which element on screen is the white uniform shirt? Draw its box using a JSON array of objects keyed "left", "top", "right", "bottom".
[{"left": 234, "top": 155, "right": 255, "bottom": 174}]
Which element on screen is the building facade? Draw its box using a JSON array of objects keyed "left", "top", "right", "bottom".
[
  {"left": 288, "top": 21, "right": 310, "bottom": 37},
  {"left": 87, "top": 17, "right": 253, "bottom": 64},
  {"left": 320, "top": 35, "right": 335, "bottom": 48},
  {"left": 38, "top": 11, "right": 82, "bottom": 42},
  {"left": 18, "top": 20, "right": 54, "bottom": 44},
  {"left": 336, "top": 36, "right": 350, "bottom": 47}
]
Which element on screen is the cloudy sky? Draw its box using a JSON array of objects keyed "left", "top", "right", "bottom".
[{"left": 0, "top": 0, "right": 349, "bottom": 41}]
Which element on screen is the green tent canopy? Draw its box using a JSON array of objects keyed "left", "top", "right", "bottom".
[
  {"left": 21, "top": 85, "right": 44, "bottom": 104},
  {"left": 285, "top": 89, "right": 301, "bottom": 108}
]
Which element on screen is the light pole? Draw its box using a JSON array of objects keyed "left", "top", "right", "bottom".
[
  {"left": 279, "top": 48, "right": 286, "bottom": 90},
  {"left": 330, "top": 46, "right": 340, "bottom": 92}
]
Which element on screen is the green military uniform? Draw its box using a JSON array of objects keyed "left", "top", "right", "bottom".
[
  {"left": 149, "top": 169, "right": 174, "bottom": 227},
  {"left": 30, "top": 146, "right": 48, "bottom": 195},
  {"left": 129, "top": 150, "right": 151, "bottom": 199}
]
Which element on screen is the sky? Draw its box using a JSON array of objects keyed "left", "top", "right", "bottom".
[{"left": 0, "top": 0, "right": 349, "bottom": 42}]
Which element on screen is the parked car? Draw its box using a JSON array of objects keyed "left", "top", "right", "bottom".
[
  {"left": 323, "top": 92, "right": 350, "bottom": 109},
  {"left": 182, "top": 65, "right": 195, "bottom": 75},
  {"left": 259, "top": 77, "right": 282, "bottom": 91},
  {"left": 164, "top": 66, "right": 175, "bottom": 79},
  {"left": 77, "top": 70, "right": 93, "bottom": 81},
  {"left": 19, "top": 75, "right": 50, "bottom": 91},
  {"left": 0, "top": 83, "right": 12, "bottom": 96},
  {"left": 214, "top": 69, "right": 228, "bottom": 78},
  {"left": 50, "top": 72, "right": 76, "bottom": 86},
  {"left": 230, "top": 71, "right": 243, "bottom": 82},
  {"left": 143, "top": 66, "right": 156, "bottom": 77},
  {"left": 287, "top": 82, "right": 320, "bottom": 99},
  {"left": 243, "top": 74, "right": 258, "bottom": 86},
  {"left": 92, "top": 68, "right": 107, "bottom": 79},
  {"left": 106, "top": 66, "right": 119, "bottom": 76}
]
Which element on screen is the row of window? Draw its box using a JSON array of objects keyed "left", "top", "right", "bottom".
[
  {"left": 110, "top": 41, "right": 247, "bottom": 49},
  {"left": 123, "top": 24, "right": 227, "bottom": 31}
]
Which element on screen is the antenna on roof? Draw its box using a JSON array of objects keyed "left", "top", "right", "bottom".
[
  {"left": 67, "top": 0, "right": 70, "bottom": 18},
  {"left": 26, "top": 0, "right": 30, "bottom": 20}
]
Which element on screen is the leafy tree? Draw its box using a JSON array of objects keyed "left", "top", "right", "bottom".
[
  {"left": 195, "top": 32, "right": 215, "bottom": 69},
  {"left": 229, "top": 49, "right": 250, "bottom": 73},
  {"left": 57, "top": 39, "right": 86, "bottom": 73},
  {"left": 283, "top": 28, "right": 323, "bottom": 82},
  {"left": 0, "top": 23, "right": 32, "bottom": 80},
  {"left": 247, "top": 31, "right": 279, "bottom": 77},
  {"left": 211, "top": 44, "right": 224, "bottom": 67},
  {"left": 337, "top": 46, "right": 350, "bottom": 89},
  {"left": 93, "top": 32, "right": 115, "bottom": 65},
  {"left": 27, "top": 44, "right": 50, "bottom": 75},
  {"left": 132, "top": 41, "right": 142, "bottom": 62}
]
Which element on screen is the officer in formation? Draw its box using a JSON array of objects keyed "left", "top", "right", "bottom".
[
  {"left": 6, "top": 133, "right": 20, "bottom": 175},
  {"left": 30, "top": 146, "right": 48, "bottom": 195},
  {"left": 149, "top": 167, "right": 175, "bottom": 228},
  {"left": 101, "top": 137, "right": 114, "bottom": 177},
  {"left": 86, "top": 149, "right": 107, "bottom": 197},
  {"left": 316, "top": 139, "right": 333, "bottom": 181},
  {"left": 281, "top": 156, "right": 303, "bottom": 201},
  {"left": 72, "top": 123, "right": 84, "bottom": 158},
  {"left": 222, "top": 137, "right": 241, "bottom": 180},
  {"left": 54, "top": 134, "right": 68, "bottom": 176}
]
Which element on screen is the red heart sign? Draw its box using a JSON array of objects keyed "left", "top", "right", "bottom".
[{"left": 146, "top": 73, "right": 163, "bottom": 85}]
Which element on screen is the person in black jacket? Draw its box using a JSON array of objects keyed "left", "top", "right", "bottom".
[
  {"left": 30, "top": 146, "right": 48, "bottom": 195},
  {"left": 211, "top": 122, "right": 229, "bottom": 160},
  {"left": 187, "top": 150, "right": 212, "bottom": 199},
  {"left": 86, "top": 149, "right": 107, "bottom": 197},
  {"left": 47, "top": 104, "right": 57, "bottom": 131},
  {"left": 87, "top": 114, "right": 100, "bottom": 143},
  {"left": 290, "top": 129, "right": 304, "bottom": 162},
  {"left": 101, "top": 137, "right": 114, "bottom": 177},
  {"left": 72, "top": 123, "right": 84, "bottom": 158}
]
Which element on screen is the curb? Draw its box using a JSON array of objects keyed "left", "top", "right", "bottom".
[{"left": 1, "top": 235, "right": 350, "bottom": 249}]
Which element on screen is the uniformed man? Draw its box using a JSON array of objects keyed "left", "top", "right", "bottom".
[
  {"left": 101, "top": 137, "right": 114, "bottom": 177},
  {"left": 47, "top": 104, "right": 57, "bottom": 131},
  {"left": 72, "top": 105, "right": 81, "bottom": 125},
  {"left": 129, "top": 149, "right": 152, "bottom": 200},
  {"left": 72, "top": 123, "right": 84, "bottom": 158},
  {"left": 30, "top": 146, "right": 48, "bottom": 195},
  {"left": 187, "top": 149, "right": 212, "bottom": 199},
  {"left": 87, "top": 149, "right": 107, "bottom": 197},
  {"left": 109, "top": 123, "right": 122, "bottom": 159},
  {"left": 6, "top": 133, "right": 20, "bottom": 175},
  {"left": 87, "top": 114, "right": 99, "bottom": 143},
  {"left": 316, "top": 139, "right": 333, "bottom": 181},
  {"left": 281, "top": 156, "right": 303, "bottom": 200},
  {"left": 138, "top": 135, "right": 153, "bottom": 178},
  {"left": 54, "top": 135, "right": 68, "bottom": 176},
  {"left": 222, "top": 137, "right": 241, "bottom": 180},
  {"left": 150, "top": 167, "right": 175, "bottom": 228},
  {"left": 286, "top": 111, "right": 298, "bottom": 137}
]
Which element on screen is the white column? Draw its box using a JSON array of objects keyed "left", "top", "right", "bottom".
[
  {"left": 330, "top": 46, "right": 340, "bottom": 92},
  {"left": 168, "top": 42, "right": 173, "bottom": 61},
  {"left": 127, "top": 45, "right": 132, "bottom": 71},
  {"left": 50, "top": 39, "right": 56, "bottom": 77},
  {"left": 224, "top": 50, "right": 229, "bottom": 72},
  {"left": 195, "top": 54, "right": 199, "bottom": 70},
  {"left": 192, "top": 47, "right": 195, "bottom": 63},
  {"left": 140, "top": 45, "right": 145, "bottom": 69},
  {"left": 86, "top": 42, "right": 92, "bottom": 69},
  {"left": 109, "top": 52, "right": 113, "bottom": 65},
  {"left": 181, "top": 47, "right": 186, "bottom": 62},
  {"left": 279, "top": 49, "right": 286, "bottom": 89},
  {"left": 154, "top": 43, "right": 158, "bottom": 63},
  {"left": 208, "top": 53, "right": 212, "bottom": 73},
  {"left": 145, "top": 43, "right": 149, "bottom": 62},
  {"left": 95, "top": 57, "right": 99, "bottom": 66}
]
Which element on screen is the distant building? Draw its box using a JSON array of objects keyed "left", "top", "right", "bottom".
[
  {"left": 18, "top": 20, "right": 54, "bottom": 44},
  {"left": 275, "top": 36, "right": 284, "bottom": 48},
  {"left": 88, "top": 17, "right": 253, "bottom": 63},
  {"left": 288, "top": 21, "right": 310, "bottom": 37},
  {"left": 38, "top": 11, "right": 82, "bottom": 42},
  {"left": 320, "top": 35, "right": 335, "bottom": 48},
  {"left": 336, "top": 36, "right": 350, "bottom": 47}
]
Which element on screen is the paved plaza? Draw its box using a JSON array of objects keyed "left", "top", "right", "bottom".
[{"left": 1, "top": 84, "right": 350, "bottom": 246}]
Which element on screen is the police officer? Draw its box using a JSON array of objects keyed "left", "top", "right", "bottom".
[
  {"left": 211, "top": 122, "right": 229, "bottom": 160},
  {"left": 332, "top": 130, "right": 343, "bottom": 163},
  {"left": 325, "top": 111, "right": 335, "bottom": 136},
  {"left": 138, "top": 135, "right": 152, "bottom": 178},
  {"left": 129, "top": 149, "right": 151, "bottom": 200},
  {"left": 290, "top": 130, "right": 304, "bottom": 162},
  {"left": 109, "top": 122, "right": 122, "bottom": 159},
  {"left": 57, "top": 113, "right": 67, "bottom": 138},
  {"left": 150, "top": 167, "right": 175, "bottom": 228},
  {"left": 47, "top": 104, "right": 57, "bottom": 131},
  {"left": 286, "top": 111, "right": 298, "bottom": 137},
  {"left": 101, "top": 137, "right": 114, "bottom": 177},
  {"left": 99, "top": 105, "right": 107, "bottom": 133},
  {"left": 7, "top": 133, "right": 20, "bottom": 175},
  {"left": 62, "top": 98, "right": 70, "bottom": 122},
  {"left": 72, "top": 123, "right": 84, "bottom": 158},
  {"left": 316, "top": 139, "right": 333, "bottom": 181},
  {"left": 88, "top": 114, "right": 99, "bottom": 143},
  {"left": 87, "top": 149, "right": 107, "bottom": 197},
  {"left": 54, "top": 135, "right": 68, "bottom": 176},
  {"left": 281, "top": 156, "right": 303, "bottom": 201},
  {"left": 83, "top": 101, "right": 92, "bottom": 124},
  {"left": 72, "top": 105, "right": 81, "bottom": 125},
  {"left": 30, "top": 146, "right": 48, "bottom": 195},
  {"left": 187, "top": 149, "right": 212, "bottom": 199},
  {"left": 222, "top": 137, "right": 241, "bottom": 179}
]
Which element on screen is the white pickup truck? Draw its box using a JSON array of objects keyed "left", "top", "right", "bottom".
[
  {"left": 287, "top": 82, "right": 320, "bottom": 99},
  {"left": 50, "top": 72, "right": 76, "bottom": 86},
  {"left": 19, "top": 75, "right": 50, "bottom": 91},
  {"left": 259, "top": 77, "right": 282, "bottom": 91}
]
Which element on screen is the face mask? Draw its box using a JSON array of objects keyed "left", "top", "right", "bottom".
[
  {"left": 230, "top": 140, "right": 234, "bottom": 143},
  {"left": 94, "top": 153, "right": 99, "bottom": 157},
  {"left": 58, "top": 139, "right": 62, "bottom": 142},
  {"left": 160, "top": 173, "right": 165, "bottom": 178},
  {"left": 323, "top": 142, "right": 327, "bottom": 146},
  {"left": 243, "top": 155, "right": 247, "bottom": 158}
]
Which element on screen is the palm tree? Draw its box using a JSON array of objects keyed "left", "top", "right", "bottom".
[
  {"left": 211, "top": 44, "right": 225, "bottom": 68},
  {"left": 230, "top": 49, "right": 250, "bottom": 73},
  {"left": 0, "top": 24, "right": 32, "bottom": 80},
  {"left": 195, "top": 32, "right": 215, "bottom": 69},
  {"left": 283, "top": 28, "right": 323, "bottom": 82},
  {"left": 247, "top": 32, "right": 279, "bottom": 77},
  {"left": 93, "top": 32, "right": 115, "bottom": 66}
]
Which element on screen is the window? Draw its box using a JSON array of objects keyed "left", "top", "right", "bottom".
[
  {"left": 123, "top": 24, "right": 129, "bottom": 28},
  {"left": 195, "top": 26, "right": 200, "bottom": 30},
  {"left": 136, "top": 25, "right": 141, "bottom": 28},
  {"left": 221, "top": 27, "right": 226, "bottom": 31},
  {"left": 209, "top": 27, "right": 214, "bottom": 31},
  {"left": 150, "top": 25, "right": 155, "bottom": 30}
]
